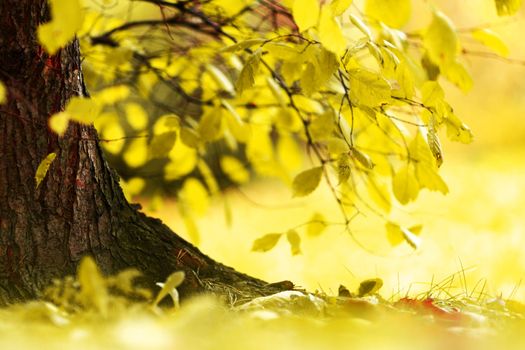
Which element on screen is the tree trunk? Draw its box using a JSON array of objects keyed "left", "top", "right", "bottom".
[{"left": 0, "top": 0, "right": 289, "bottom": 306}]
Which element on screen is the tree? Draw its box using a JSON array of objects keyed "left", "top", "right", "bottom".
[
  {"left": 0, "top": 0, "right": 290, "bottom": 305},
  {"left": 0, "top": 0, "right": 519, "bottom": 305}
]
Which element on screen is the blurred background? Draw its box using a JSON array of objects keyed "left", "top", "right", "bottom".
[{"left": 88, "top": 0, "right": 525, "bottom": 300}]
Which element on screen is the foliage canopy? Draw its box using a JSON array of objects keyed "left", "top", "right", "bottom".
[{"left": 20, "top": 0, "right": 521, "bottom": 252}]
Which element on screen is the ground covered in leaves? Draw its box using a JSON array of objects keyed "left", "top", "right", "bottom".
[{"left": 1, "top": 262, "right": 525, "bottom": 350}]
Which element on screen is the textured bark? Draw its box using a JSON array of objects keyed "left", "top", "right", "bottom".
[{"left": 0, "top": 0, "right": 289, "bottom": 305}]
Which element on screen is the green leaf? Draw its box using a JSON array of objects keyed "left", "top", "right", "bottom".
[
  {"left": 392, "top": 164, "right": 419, "bottom": 204},
  {"left": 236, "top": 49, "right": 262, "bottom": 94},
  {"left": 348, "top": 69, "right": 391, "bottom": 107},
  {"left": 358, "top": 278, "right": 383, "bottom": 296},
  {"left": 423, "top": 11, "right": 458, "bottom": 68},
  {"left": 472, "top": 29, "right": 509, "bottom": 57},
  {"left": 286, "top": 230, "right": 302, "bottom": 255},
  {"left": 252, "top": 233, "right": 282, "bottom": 252},
  {"left": 292, "top": 166, "right": 324, "bottom": 197},
  {"left": 364, "top": 0, "right": 411, "bottom": 29},
  {"left": 293, "top": 0, "right": 320, "bottom": 32},
  {"left": 35, "top": 152, "right": 57, "bottom": 189},
  {"left": 154, "top": 271, "right": 185, "bottom": 308},
  {"left": 494, "top": 0, "right": 523, "bottom": 16},
  {"left": 306, "top": 212, "right": 327, "bottom": 237}
]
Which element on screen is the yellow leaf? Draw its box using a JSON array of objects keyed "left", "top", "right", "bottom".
[
  {"left": 153, "top": 271, "right": 185, "bottom": 308},
  {"left": 35, "top": 152, "right": 57, "bottom": 189},
  {"left": 495, "top": 0, "right": 523, "bottom": 16},
  {"left": 421, "top": 81, "right": 445, "bottom": 107},
  {"left": 220, "top": 156, "right": 250, "bottom": 184},
  {"left": 206, "top": 64, "right": 235, "bottom": 96},
  {"left": 236, "top": 49, "right": 262, "bottom": 94},
  {"left": 93, "top": 85, "right": 130, "bottom": 104},
  {"left": 350, "top": 147, "right": 374, "bottom": 170},
  {"left": 348, "top": 69, "right": 391, "bottom": 107},
  {"left": 165, "top": 141, "right": 197, "bottom": 180},
  {"left": 423, "top": 11, "right": 458, "bottom": 68},
  {"left": 49, "top": 112, "right": 70, "bottom": 136},
  {"left": 386, "top": 222, "right": 422, "bottom": 249},
  {"left": 330, "top": 0, "right": 353, "bottom": 16},
  {"left": 286, "top": 230, "right": 302, "bottom": 255},
  {"left": 292, "top": 166, "right": 324, "bottom": 197},
  {"left": 99, "top": 117, "right": 126, "bottom": 155},
  {"left": 180, "top": 178, "right": 210, "bottom": 216},
  {"left": 183, "top": 214, "right": 200, "bottom": 245},
  {"left": 123, "top": 138, "right": 148, "bottom": 168},
  {"left": 66, "top": 97, "right": 101, "bottom": 124},
  {"left": 125, "top": 103, "right": 148, "bottom": 131},
  {"left": 337, "top": 153, "right": 351, "bottom": 184},
  {"left": 426, "top": 128, "right": 443, "bottom": 168},
  {"left": 221, "top": 39, "right": 265, "bottom": 52},
  {"left": 358, "top": 278, "right": 383, "bottom": 297},
  {"left": 392, "top": 164, "right": 419, "bottom": 204},
  {"left": 197, "top": 160, "right": 220, "bottom": 195},
  {"left": 385, "top": 222, "right": 404, "bottom": 246},
  {"left": 316, "top": 47, "right": 339, "bottom": 84},
  {"left": 472, "top": 29, "right": 509, "bottom": 57},
  {"left": 180, "top": 127, "right": 201, "bottom": 148},
  {"left": 444, "top": 61, "right": 473, "bottom": 93},
  {"left": 445, "top": 113, "right": 473, "bottom": 144},
  {"left": 0, "top": 81, "right": 6, "bottom": 104},
  {"left": 78, "top": 256, "right": 108, "bottom": 314},
  {"left": 300, "top": 62, "right": 317, "bottom": 96},
  {"left": 318, "top": 5, "right": 347, "bottom": 55},
  {"left": 293, "top": 0, "right": 320, "bottom": 32},
  {"left": 277, "top": 134, "right": 303, "bottom": 174},
  {"left": 409, "top": 133, "right": 449, "bottom": 194},
  {"left": 396, "top": 60, "right": 416, "bottom": 99},
  {"left": 366, "top": 176, "right": 392, "bottom": 212},
  {"left": 37, "top": 0, "right": 84, "bottom": 54},
  {"left": 349, "top": 14, "right": 372, "bottom": 40},
  {"left": 121, "top": 177, "right": 145, "bottom": 202},
  {"left": 252, "top": 233, "right": 282, "bottom": 252},
  {"left": 364, "top": 0, "right": 411, "bottom": 29},
  {"left": 198, "top": 106, "right": 223, "bottom": 142},
  {"left": 221, "top": 100, "right": 251, "bottom": 142},
  {"left": 217, "top": 0, "right": 253, "bottom": 16},
  {"left": 149, "top": 131, "right": 177, "bottom": 159},
  {"left": 306, "top": 212, "right": 326, "bottom": 237}
]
